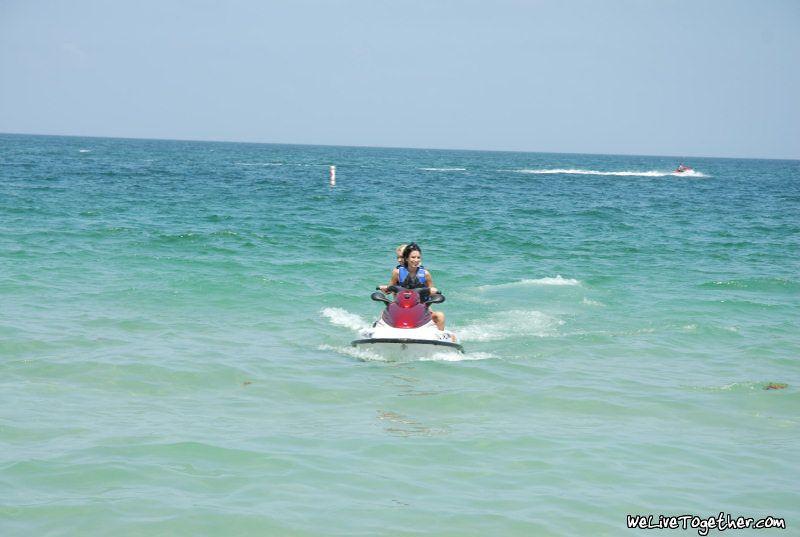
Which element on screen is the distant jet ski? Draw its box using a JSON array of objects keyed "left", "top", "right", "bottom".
[
  {"left": 352, "top": 286, "right": 462, "bottom": 359},
  {"left": 675, "top": 164, "right": 693, "bottom": 173}
]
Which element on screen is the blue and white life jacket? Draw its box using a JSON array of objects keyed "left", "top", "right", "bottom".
[{"left": 398, "top": 265, "right": 427, "bottom": 289}]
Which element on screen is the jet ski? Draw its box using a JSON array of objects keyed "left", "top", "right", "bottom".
[
  {"left": 675, "top": 164, "right": 693, "bottom": 173},
  {"left": 352, "top": 285, "right": 463, "bottom": 359}
]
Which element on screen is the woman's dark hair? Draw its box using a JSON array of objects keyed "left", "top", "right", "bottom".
[{"left": 402, "top": 242, "right": 421, "bottom": 267}]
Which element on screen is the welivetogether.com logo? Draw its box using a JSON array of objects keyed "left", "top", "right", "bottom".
[{"left": 626, "top": 513, "right": 786, "bottom": 536}]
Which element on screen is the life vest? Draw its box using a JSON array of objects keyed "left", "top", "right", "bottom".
[{"left": 398, "top": 265, "right": 427, "bottom": 289}]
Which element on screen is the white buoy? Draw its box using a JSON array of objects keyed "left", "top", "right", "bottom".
[{"left": 330, "top": 165, "right": 336, "bottom": 186}]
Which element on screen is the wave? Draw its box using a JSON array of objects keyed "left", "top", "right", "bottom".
[
  {"left": 479, "top": 275, "right": 581, "bottom": 290},
  {"left": 513, "top": 168, "right": 707, "bottom": 178},
  {"left": 79, "top": 149, "right": 92, "bottom": 153},
  {"left": 523, "top": 275, "right": 581, "bottom": 286},
  {"left": 321, "top": 307, "right": 369, "bottom": 332},
  {"left": 455, "top": 309, "right": 564, "bottom": 342},
  {"left": 235, "top": 162, "right": 283, "bottom": 166},
  {"left": 699, "top": 277, "right": 800, "bottom": 293},
  {"left": 419, "top": 167, "right": 466, "bottom": 171}
]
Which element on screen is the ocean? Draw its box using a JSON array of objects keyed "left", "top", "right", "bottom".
[{"left": 1, "top": 133, "right": 798, "bottom": 535}]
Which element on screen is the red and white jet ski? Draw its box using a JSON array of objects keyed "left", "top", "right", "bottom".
[
  {"left": 352, "top": 286, "right": 462, "bottom": 359},
  {"left": 675, "top": 164, "right": 693, "bottom": 173}
]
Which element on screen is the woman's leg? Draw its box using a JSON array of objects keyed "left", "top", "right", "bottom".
[{"left": 431, "top": 311, "right": 445, "bottom": 331}]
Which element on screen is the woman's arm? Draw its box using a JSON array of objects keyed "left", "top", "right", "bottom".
[
  {"left": 379, "top": 268, "right": 400, "bottom": 293},
  {"left": 426, "top": 270, "right": 439, "bottom": 295}
]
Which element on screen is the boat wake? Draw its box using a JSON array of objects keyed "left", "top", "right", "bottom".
[
  {"left": 454, "top": 309, "right": 564, "bottom": 342},
  {"left": 321, "top": 307, "right": 369, "bottom": 332},
  {"left": 514, "top": 168, "right": 707, "bottom": 178},
  {"left": 671, "top": 170, "right": 706, "bottom": 177},
  {"left": 318, "top": 343, "right": 387, "bottom": 362},
  {"left": 318, "top": 343, "right": 494, "bottom": 362},
  {"left": 419, "top": 167, "right": 467, "bottom": 172},
  {"left": 419, "top": 350, "right": 495, "bottom": 362}
]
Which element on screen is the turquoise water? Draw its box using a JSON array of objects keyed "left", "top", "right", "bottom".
[{"left": 1, "top": 133, "right": 798, "bottom": 535}]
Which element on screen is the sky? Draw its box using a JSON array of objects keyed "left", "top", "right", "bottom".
[{"left": 1, "top": 0, "right": 799, "bottom": 159}]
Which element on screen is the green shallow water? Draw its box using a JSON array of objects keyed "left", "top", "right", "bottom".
[{"left": 1, "top": 134, "right": 799, "bottom": 535}]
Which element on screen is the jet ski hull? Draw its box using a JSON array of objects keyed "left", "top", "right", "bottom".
[{"left": 351, "top": 287, "right": 463, "bottom": 360}]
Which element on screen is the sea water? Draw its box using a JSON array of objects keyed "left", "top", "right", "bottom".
[{"left": 1, "top": 133, "right": 798, "bottom": 535}]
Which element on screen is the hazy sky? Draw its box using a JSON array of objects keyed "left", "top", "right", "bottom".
[{"left": 1, "top": 0, "right": 799, "bottom": 158}]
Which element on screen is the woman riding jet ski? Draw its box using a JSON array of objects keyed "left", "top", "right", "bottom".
[
  {"left": 380, "top": 243, "right": 447, "bottom": 330},
  {"left": 351, "top": 285, "right": 463, "bottom": 359},
  {"left": 353, "top": 243, "right": 462, "bottom": 358}
]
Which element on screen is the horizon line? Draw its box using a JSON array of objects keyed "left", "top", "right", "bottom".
[{"left": 1, "top": 130, "right": 797, "bottom": 162}]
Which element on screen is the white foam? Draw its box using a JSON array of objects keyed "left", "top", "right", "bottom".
[
  {"left": 479, "top": 275, "right": 581, "bottom": 291},
  {"left": 319, "top": 344, "right": 494, "bottom": 363},
  {"left": 513, "top": 168, "right": 706, "bottom": 178},
  {"left": 419, "top": 351, "right": 497, "bottom": 362},
  {"left": 672, "top": 170, "right": 707, "bottom": 177},
  {"left": 318, "top": 344, "right": 387, "bottom": 362},
  {"left": 321, "top": 307, "right": 369, "bottom": 332},
  {"left": 582, "top": 297, "right": 603, "bottom": 306},
  {"left": 455, "top": 310, "right": 564, "bottom": 342},
  {"left": 524, "top": 275, "right": 580, "bottom": 286},
  {"left": 79, "top": 149, "right": 92, "bottom": 153},
  {"left": 419, "top": 167, "right": 466, "bottom": 171}
]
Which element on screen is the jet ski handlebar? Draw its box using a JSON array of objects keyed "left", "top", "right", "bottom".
[
  {"left": 373, "top": 286, "right": 445, "bottom": 305},
  {"left": 370, "top": 291, "right": 392, "bottom": 305}
]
